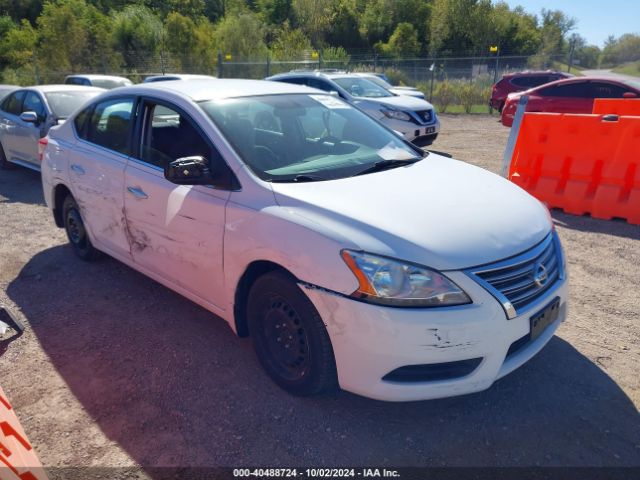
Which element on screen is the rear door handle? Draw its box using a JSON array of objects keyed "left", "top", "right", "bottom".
[
  {"left": 70, "top": 164, "right": 85, "bottom": 175},
  {"left": 127, "top": 186, "right": 148, "bottom": 199}
]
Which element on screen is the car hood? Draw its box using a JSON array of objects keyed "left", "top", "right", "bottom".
[
  {"left": 269, "top": 154, "right": 551, "bottom": 271},
  {"left": 355, "top": 94, "right": 433, "bottom": 111}
]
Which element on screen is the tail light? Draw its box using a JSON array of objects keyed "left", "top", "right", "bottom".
[{"left": 38, "top": 137, "right": 48, "bottom": 162}]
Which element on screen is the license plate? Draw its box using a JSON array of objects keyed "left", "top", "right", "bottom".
[
  {"left": 425, "top": 126, "right": 435, "bottom": 134},
  {"left": 530, "top": 297, "right": 560, "bottom": 341}
]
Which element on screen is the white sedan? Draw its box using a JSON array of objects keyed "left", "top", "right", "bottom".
[{"left": 41, "top": 79, "right": 567, "bottom": 401}]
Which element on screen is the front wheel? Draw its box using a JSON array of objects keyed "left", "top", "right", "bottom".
[
  {"left": 63, "top": 195, "right": 100, "bottom": 261},
  {"left": 247, "top": 271, "right": 338, "bottom": 396}
]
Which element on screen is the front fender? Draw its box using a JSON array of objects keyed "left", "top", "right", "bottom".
[{"left": 223, "top": 200, "right": 359, "bottom": 314}]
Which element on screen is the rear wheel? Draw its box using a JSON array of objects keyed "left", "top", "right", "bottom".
[
  {"left": 63, "top": 195, "right": 100, "bottom": 261},
  {"left": 247, "top": 271, "right": 338, "bottom": 396},
  {"left": 0, "top": 143, "right": 13, "bottom": 170}
]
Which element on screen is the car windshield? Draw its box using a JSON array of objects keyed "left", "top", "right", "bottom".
[
  {"left": 332, "top": 77, "right": 394, "bottom": 98},
  {"left": 199, "top": 94, "right": 422, "bottom": 182},
  {"left": 362, "top": 75, "right": 393, "bottom": 90},
  {"left": 45, "top": 91, "right": 101, "bottom": 119}
]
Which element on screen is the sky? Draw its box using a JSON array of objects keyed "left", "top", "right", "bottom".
[{"left": 502, "top": 0, "right": 640, "bottom": 47}]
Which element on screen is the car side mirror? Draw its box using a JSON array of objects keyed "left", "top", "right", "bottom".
[
  {"left": 623, "top": 92, "right": 638, "bottom": 98},
  {"left": 164, "top": 156, "right": 213, "bottom": 185},
  {"left": 20, "top": 111, "right": 38, "bottom": 124}
]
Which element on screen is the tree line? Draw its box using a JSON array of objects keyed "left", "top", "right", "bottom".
[{"left": 0, "top": 0, "right": 635, "bottom": 83}]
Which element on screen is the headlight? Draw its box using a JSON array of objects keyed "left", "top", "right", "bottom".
[
  {"left": 341, "top": 250, "right": 471, "bottom": 307},
  {"left": 380, "top": 108, "right": 411, "bottom": 122}
]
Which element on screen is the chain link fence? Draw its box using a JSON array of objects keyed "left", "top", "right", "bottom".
[{"left": 4, "top": 51, "right": 572, "bottom": 113}]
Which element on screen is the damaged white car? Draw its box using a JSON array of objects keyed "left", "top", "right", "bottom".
[{"left": 41, "top": 79, "right": 567, "bottom": 401}]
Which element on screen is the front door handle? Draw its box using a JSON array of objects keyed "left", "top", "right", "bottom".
[
  {"left": 70, "top": 164, "right": 85, "bottom": 175},
  {"left": 127, "top": 186, "right": 148, "bottom": 200}
]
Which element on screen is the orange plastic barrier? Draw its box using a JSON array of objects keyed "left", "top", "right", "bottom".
[
  {"left": 508, "top": 112, "right": 640, "bottom": 224},
  {"left": 0, "top": 387, "right": 48, "bottom": 480},
  {"left": 593, "top": 98, "right": 640, "bottom": 116}
]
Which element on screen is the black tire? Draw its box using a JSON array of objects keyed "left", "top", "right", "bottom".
[
  {"left": 0, "top": 143, "right": 13, "bottom": 170},
  {"left": 247, "top": 271, "right": 338, "bottom": 396},
  {"left": 63, "top": 195, "right": 100, "bottom": 261}
]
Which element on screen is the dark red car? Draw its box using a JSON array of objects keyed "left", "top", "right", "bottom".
[
  {"left": 501, "top": 77, "right": 640, "bottom": 127},
  {"left": 490, "top": 70, "right": 572, "bottom": 112}
]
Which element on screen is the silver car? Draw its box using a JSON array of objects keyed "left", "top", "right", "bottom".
[
  {"left": 0, "top": 85, "right": 104, "bottom": 171},
  {"left": 64, "top": 74, "right": 132, "bottom": 89},
  {"left": 267, "top": 71, "right": 440, "bottom": 146}
]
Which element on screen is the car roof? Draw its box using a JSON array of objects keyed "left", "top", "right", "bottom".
[
  {"left": 144, "top": 74, "right": 217, "bottom": 82},
  {"left": 504, "top": 70, "right": 568, "bottom": 77},
  {"left": 65, "top": 74, "right": 131, "bottom": 81},
  {"left": 124, "top": 79, "right": 321, "bottom": 101},
  {"left": 21, "top": 84, "right": 106, "bottom": 93}
]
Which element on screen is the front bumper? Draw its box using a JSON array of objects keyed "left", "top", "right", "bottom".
[
  {"left": 381, "top": 116, "right": 440, "bottom": 144},
  {"left": 302, "top": 272, "right": 568, "bottom": 402}
]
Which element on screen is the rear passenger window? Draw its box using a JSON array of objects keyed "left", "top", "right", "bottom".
[
  {"left": 82, "top": 98, "right": 135, "bottom": 155},
  {"left": 139, "top": 102, "right": 214, "bottom": 169}
]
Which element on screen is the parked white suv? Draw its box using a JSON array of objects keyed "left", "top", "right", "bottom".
[
  {"left": 267, "top": 71, "right": 439, "bottom": 147},
  {"left": 41, "top": 79, "right": 567, "bottom": 401}
]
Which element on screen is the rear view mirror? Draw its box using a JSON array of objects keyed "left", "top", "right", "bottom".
[
  {"left": 164, "top": 156, "right": 213, "bottom": 185},
  {"left": 20, "top": 111, "right": 38, "bottom": 123}
]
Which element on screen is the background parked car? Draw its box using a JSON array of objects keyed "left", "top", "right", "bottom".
[
  {"left": 0, "top": 85, "right": 104, "bottom": 170},
  {"left": 143, "top": 74, "right": 217, "bottom": 83},
  {"left": 490, "top": 70, "right": 573, "bottom": 112},
  {"left": 64, "top": 74, "right": 132, "bottom": 89},
  {"left": 0, "top": 85, "right": 19, "bottom": 102},
  {"left": 501, "top": 77, "right": 640, "bottom": 127},
  {"left": 267, "top": 71, "right": 439, "bottom": 146},
  {"left": 354, "top": 73, "right": 426, "bottom": 99}
]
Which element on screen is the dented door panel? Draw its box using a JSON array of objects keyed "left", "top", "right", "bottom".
[
  {"left": 67, "top": 142, "right": 131, "bottom": 259},
  {"left": 123, "top": 160, "right": 230, "bottom": 309}
]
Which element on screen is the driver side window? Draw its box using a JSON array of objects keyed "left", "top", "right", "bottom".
[
  {"left": 23, "top": 92, "right": 47, "bottom": 123},
  {"left": 139, "top": 102, "right": 215, "bottom": 170}
]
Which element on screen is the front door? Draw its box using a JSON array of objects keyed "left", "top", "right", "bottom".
[
  {"left": 14, "top": 91, "right": 47, "bottom": 167},
  {"left": 123, "top": 99, "right": 231, "bottom": 310}
]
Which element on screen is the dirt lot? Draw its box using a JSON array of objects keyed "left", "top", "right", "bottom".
[{"left": 0, "top": 114, "right": 638, "bottom": 477}]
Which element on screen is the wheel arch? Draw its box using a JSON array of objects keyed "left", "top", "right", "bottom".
[
  {"left": 233, "top": 260, "right": 298, "bottom": 338},
  {"left": 52, "top": 183, "right": 73, "bottom": 228}
]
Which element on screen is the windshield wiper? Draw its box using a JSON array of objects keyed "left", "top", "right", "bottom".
[
  {"left": 352, "top": 158, "right": 420, "bottom": 177},
  {"left": 270, "top": 174, "right": 326, "bottom": 183}
]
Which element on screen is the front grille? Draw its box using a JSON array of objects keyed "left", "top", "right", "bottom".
[
  {"left": 415, "top": 109, "right": 432, "bottom": 123},
  {"left": 468, "top": 233, "right": 562, "bottom": 317}
]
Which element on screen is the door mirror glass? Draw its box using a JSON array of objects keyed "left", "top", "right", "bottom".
[
  {"left": 20, "top": 111, "right": 38, "bottom": 123},
  {"left": 164, "top": 156, "right": 213, "bottom": 185}
]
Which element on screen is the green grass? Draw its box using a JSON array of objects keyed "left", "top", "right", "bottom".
[
  {"left": 437, "top": 104, "right": 494, "bottom": 114},
  {"left": 612, "top": 61, "right": 640, "bottom": 77}
]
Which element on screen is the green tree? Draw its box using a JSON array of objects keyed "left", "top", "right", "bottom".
[
  {"left": 214, "top": 11, "right": 268, "bottom": 59},
  {"left": 381, "top": 22, "right": 421, "bottom": 57},
  {"left": 291, "top": 0, "right": 336, "bottom": 47},
  {"left": 270, "top": 21, "right": 311, "bottom": 60},
  {"left": 112, "top": 4, "right": 162, "bottom": 68}
]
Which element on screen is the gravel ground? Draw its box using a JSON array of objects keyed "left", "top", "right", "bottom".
[{"left": 0, "top": 114, "right": 638, "bottom": 476}]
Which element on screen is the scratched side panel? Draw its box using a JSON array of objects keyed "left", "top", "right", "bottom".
[
  {"left": 123, "top": 161, "right": 229, "bottom": 310},
  {"left": 65, "top": 141, "right": 132, "bottom": 259}
]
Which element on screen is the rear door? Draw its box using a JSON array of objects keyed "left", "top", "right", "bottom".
[
  {"left": 123, "top": 98, "right": 232, "bottom": 309},
  {"left": 68, "top": 96, "right": 136, "bottom": 259},
  {"left": 536, "top": 82, "right": 592, "bottom": 114}
]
